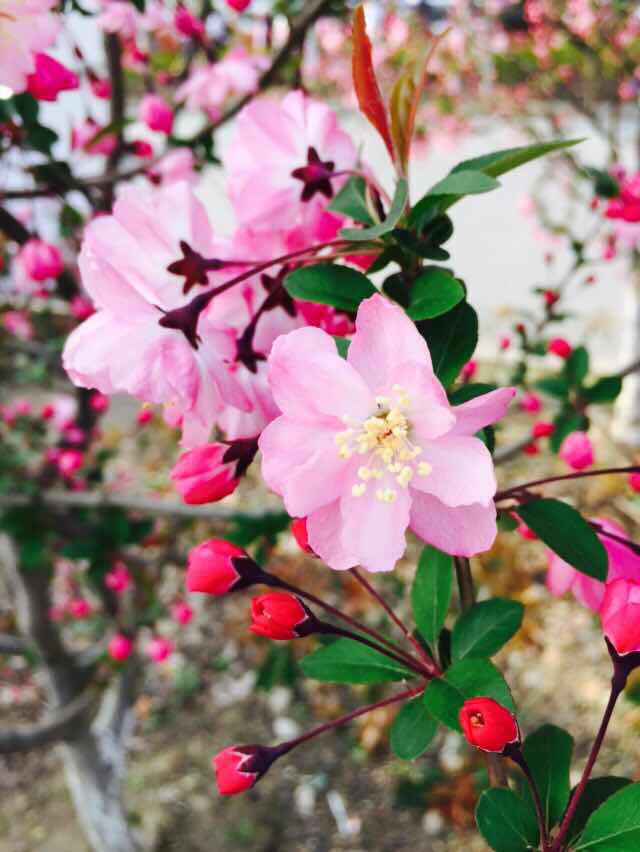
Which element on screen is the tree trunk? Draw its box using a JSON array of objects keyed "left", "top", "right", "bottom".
[{"left": 612, "top": 256, "right": 640, "bottom": 446}]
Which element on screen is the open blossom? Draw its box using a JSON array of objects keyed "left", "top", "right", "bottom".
[
  {"left": 97, "top": 0, "right": 141, "bottom": 37},
  {"left": 0, "top": 0, "right": 59, "bottom": 93},
  {"left": 547, "top": 518, "right": 640, "bottom": 611},
  {"left": 63, "top": 182, "right": 250, "bottom": 447},
  {"left": 260, "top": 295, "right": 515, "bottom": 572},
  {"left": 224, "top": 90, "right": 357, "bottom": 231},
  {"left": 176, "top": 49, "right": 267, "bottom": 121},
  {"left": 27, "top": 53, "right": 78, "bottom": 101}
]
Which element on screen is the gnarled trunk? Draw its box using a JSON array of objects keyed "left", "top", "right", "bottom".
[{"left": 612, "top": 256, "right": 640, "bottom": 446}]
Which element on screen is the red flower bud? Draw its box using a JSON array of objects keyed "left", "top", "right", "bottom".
[
  {"left": 108, "top": 633, "right": 133, "bottom": 662},
  {"left": 186, "top": 539, "right": 252, "bottom": 595},
  {"left": 523, "top": 442, "right": 539, "bottom": 455},
  {"left": 532, "top": 421, "right": 555, "bottom": 439},
  {"left": 171, "top": 443, "right": 240, "bottom": 505},
  {"left": 213, "top": 744, "right": 278, "bottom": 795},
  {"left": 601, "top": 579, "right": 640, "bottom": 656},
  {"left": 543, "top": 289, "right": 559, "bottom": 307},
  {"left": 249, "top": 593, "right": 313, "bottom": 640},
  {"left": 630, "top": 472, "right": 640, "bottom": 493},
  {"left": 548, "top": 337, "right": 572, "bottom": 359},
  {"left": 291, "top": 517, "right": 313, "bottom": 554},
  {"left": 459, "top": 697, "right": 519, "bottom": 753}
]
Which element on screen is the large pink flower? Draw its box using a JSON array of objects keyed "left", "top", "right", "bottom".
[
  {"left": 176, "top": 49, "right": 267, "bottom": 121},
  {"left": 224, "top": 90, "right": 357, "bottom": 232},
  {"left": 546, "top": 518, "right": 640, "bottom": 611},
  {"left": 259, "top": 294, "right": 515, "bottom": 572},
  {"left": 0, "top": 0, "right": 59, "bottom": 93},
  {"left": 63, "top": 182, "right": 250, "bottom": 447}
]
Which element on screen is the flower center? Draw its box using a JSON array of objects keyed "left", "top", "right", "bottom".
[
  {"left": 334, "top": 385, "right": 431, "bottom": 504},
  {"left": 469, "top": 711, "right": 485, "bottom": 728}
]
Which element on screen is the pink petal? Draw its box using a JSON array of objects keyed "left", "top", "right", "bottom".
[
  {"left": 546, "top": 552, "right": 576, "bottom": 597},
  {"left": 306, "top": 501, "right": 358, "bottom": 571},
  {"left": 409, "top": 492, "right": 498, "bottom": 557},
  {"left": 450, "top": 387, "right": 516, "bottom": 436},
  {"left": 388, "top": 361, "right": 455, "bottom": 443},
  {"left": 411, "top": 435, "right": 497, "bottom": 507},
  {"left": 348, "top": 294, "right": 432, "bottom": 392},
  {"left": 267, "top": 326, "right": 373, "bottom": 422}
]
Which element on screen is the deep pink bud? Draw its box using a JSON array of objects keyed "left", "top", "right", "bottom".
[
  {"left": 459, "top": 697, "right": 520, "bottom": 753},
  {"left": 139, "top": 94, "right": 173, "bottom": 135},
  {"left": 519, "top": 391, "right": 542, "bottom": 414},
  {"left": 532, "top": 421, "right": 554, "bottom": 438},
  {"left": 26, "top": 53, "right": 79, "bottom": 101},
  {"left": 461, "top": 360, "right": 477, "bottom": 380},
  {"left": 226, "top": 0, "right": 251, "bottom": 10},
  {"left": 171, "top": 601, "right": 194, "bottom": 625},
  {"left": 186, "top": 539, "right": 250, "bottom": 595},
  {"left": 41, "top": 404, "right": 55, "bottom": 421},
  {"left": 548, "top": 337, "right": 572, "bottom": 358},
  {"left": 70, "top": 296, "right": 94, "bottom": 320},
  {"left": 90, "top": 77, "right": 112, "bottom": 99},
  {"left": 89, "top": 392, "right": 110, "bottom": 413},
  {"left": 131, "top": 139, "right": 153, "bottom": 158},
  {"left": 69, "top": 598, "right": 92, "bottom": 619},
  {"left": 559, "top": 431, "right": 594, "bottom": 471},
  {"left": 18, "top": 239, "right": 63, "bottom": 281},
  {"left": 544, "top": 289, "right": 559, "bottom": 307},
  {"left": 58, "top": 449, "right": 84, "bottom": 477},
  {"left": 174, "top": 5, "right": 205, "bottom": 38},
  {"left": 523, "top": 442, "right": 539, "bottom": 455},
  {"left": 108, "top": 633, "right": 133, "bottom": 661},
  {"left": 601, "top": 579, "right": 640, "bottom": 655},
  {"left": 147, "top": 636, "right": 173, "bottom": 663},
  {"left": 249, "top": 593, "right": 312, "bottom": 640},
  {"left": 291, "top": 518, "right": 313, "bottom": 554},
  {"left": 137, "top": 407, "right": 154, "bottom": 426},
  {"left": 105, "top": 561, "right": 131, "bottom": 594},
  {"left": 499, "top": 336, "right": 511, "bottom": 351},
  {"left": 170, "top": 443, "right": 240, "bottom": 505},
  {"left": 629, "top": 472, "right": 640, "bottom": 493},
  {"left": 213, "top": 744, "right": 278, "bottom": 796},
  {"left": 516, "top": 521, "right": 537, "bottom": 540}
]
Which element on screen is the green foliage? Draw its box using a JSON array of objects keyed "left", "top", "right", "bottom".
[
  {"left": 256, "top": 645, "right": 298, "bottom": 691},
  {"left": 328, "top": 176, "right": 374, "bottom": 224},
  {"left": 300, "top": 638, "right": 414, "bottom": 684},
  {"left": 406, "top": 267, "right": 465, "bottom": 320},
  {"left": 225, "top": 511, "right": 290, "bottom": 548},
  {"left": 451, "top": 599, "right": 524, "bottom": 662},
  {"left": 390, "top": 696, "right": 438, "bottom": 760},
  {"left": 574, "top": 781, "right": 640, "bottom": 850},
  {"left": 284, "top": 263, "right": 376, "bottom": 312},
  {"left": 411, "top": 544, "right": 453, "bottom": 651},
  {"left": 476, "top": 787, "right": 539, "bottom": 852},
  {"left": 424, "top": 658, "right": 515, "bottom": 730},
  {"left": 582, "top": 376, "right": 622, "bottom": 404},
  {"left": 340, "top": 178, "right": 409, "bottom": 240},
  {"left": 517, "top": 498, "right": 607, "bottom": 580},
  {"left": 521, "top": 725, "right": 573, "bottom": 830},
  {"left": 567, "top": 777, "right": 632, "bottom": 845},
  {"left": 418, "top": 301, "right": 478, "bottom": 387}
]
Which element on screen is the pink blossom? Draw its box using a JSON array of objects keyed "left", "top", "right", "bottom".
[
  {"left": 17, "top": 238, "right": 63, "bottom": 282},
  {"left": 171, "top": 601, "right": 194, "bottom": 625},
  {"left": 227, "top": 0, "right": 251, "bottom": 10},
  {"left": 461, "top": 360, "right": 477, "bottom": 380},
  {"left": 62, "top": 182, "right": 250, "bottom": 447},
  {"left": 519, "top": 391, "right": 542, "bottom": 414},
  {"left": 2, "top": 311, "right": 33, "bottom": 340},
  {"left": 139, "top": 93, "right": 173, "bottom": 134},
  {"left": 68, "top": 598, "right": 92, "bottom": 619},
  {"left": 174, "top": 4, "right": 204, "bottom": 39},
  {"left": 170, "top": 443, "right": 240, "bottom": 504},
  {"left": 547, "top": 337, "right": 572, "bottom": 358},
  {"left": 147, "top": 636, "right": 173, "bottom": 662},
  {"left": 224, "top": 90, "right": 357, "bottom": 231},
  {"left": 105, "top": 561, "right": 131, "bottom": 593},
  {"left": 629, "top": 472, "right": 640, "bottom": 493},
  {"left": 58, "top": 449, "right": 83, "bottom": 477},
  {"left": 148, "top": 148, "right": 195, "bottom": 184},
  {"left": 176, "top": 49, "right": 267, "bottom": 121},
  {"left": 0, "top": 0, "right": 59, "bottom": 93},
  {"left": 559, "top": 430, "right": 593, "bottom": 470},
  {"left": 259, "top": 295, "right": 515, "bottom": 572},
  {"left": 137, "top": 407, "right": 154, "bottom": 426},
  {"left": 600, "top": 579, "right": 640, "bottom": 655},
  {"left": 26, "top": 53, "right": 78, "bottom": 101},
  {"left": 547, "top": 518, "right": 640, "bottom": 612},
  {"left": 97, "top": 0, "right": 140, "bottom": 37},
  {"left": 71, "top": 119, "right": 117, "bottom": 156},
  {"left": 108, "top": 633, "right": 133, "bottom": 661},
  {"left": 90, "top": 76, "right": 112, "bottom": 99}
]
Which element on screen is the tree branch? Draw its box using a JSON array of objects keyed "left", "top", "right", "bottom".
[{"left": 0, "top": 690, "right": 97, "bottom": 754}]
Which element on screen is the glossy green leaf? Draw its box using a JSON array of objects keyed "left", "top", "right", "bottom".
[
  {"left": 521, "top": 725, "right": 573, "bottom": 830},
  {"left": 536, "top": 376, "right": 570, "bottom": 399},
  {"left": 517, "top": 499, "right": 607, "bottom": 581},
  {"left": 284, "top": 264, "right": 376, "bottom": 313},
  {"left": 340, "top": 178, "right": 408, "bottom": 240},
  {"left": 300, "top": 638, "right": 413, "bottom": 684},
  {"left": 567, "top": 777, "right": 632, "bottom": 845},
  {"left": 565, "top": 346, "right": 589, "bottom": 388},
  {"left": 452, "top": 139, "right": 582, "bottom": 179},
  {"left": 451, "top": 598, "right": 524, "bottom": 662},
  {"left": 407, "top": 267, "right": 465, "bottom": 320},
  {"left": 390, "top": 697, "right": 439, "bottom": 760},
  {"left": 575, "top": 781, "right": 640, "bottom": 850},
  {"left": 582, "top": 376, "right": 622, "bottom": 404},
  {"left": 476, "top": 788, "right": 539, "bottom": 852},
  {"left": 427, "top": 169, "right": 500, "bottom": 196},
  {"left": 424, "top": 658, "right": 515, "bottom": 730},
  {"left": 418, "top": 301, "right": 478, "bottom": 387},
  {"left": 328, "top": 176, "right": 374, "bottom": 224},
  {"left": 411, "top": 545, "right": 453, "bottom": 650}
]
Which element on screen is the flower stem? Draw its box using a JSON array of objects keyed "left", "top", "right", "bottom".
[
  {"left": 349, "top": 568, "right": 441, "bottom": 676},
  {"left": 551, "top": 672, "right": 625, "bottom": 851},
  {"left": 328, "top": 624, "right": 430, "bottom": 678},
  {"left": 507, "top": 746, "right": 550, "bottom": 851},
  {"left": 494, "top": 465, "right": 640, "bottom": 502}
]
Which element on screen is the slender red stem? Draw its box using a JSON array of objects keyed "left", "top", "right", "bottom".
[
  {"left": 328, "top": 625, "right": 429, "bottom": 678},
  {"left": 495, "top": 465, "right": 640, "bottom": 502},
  {"left": 350, "top": 568, "right": 441, "bottom": 676}
]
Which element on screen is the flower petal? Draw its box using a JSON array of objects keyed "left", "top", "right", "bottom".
[
  {"left": 306, "top": 501, "right": 358, "bottom": 571},
  {"left": 411, "top": 435, "right": 497, "bottom": 507},
  {"left": 410, "top": 492, "right": 498, "bottom": 557},
  {"left": 450, "top": 387, "right": 516, "bottom": 436}
]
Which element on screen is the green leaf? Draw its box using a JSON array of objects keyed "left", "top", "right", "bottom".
[
  {"left": 567, "top": 777, "right": 632, "bottom": 844},
  {"left": 517, "top": 499, "right": 607, "bottom": 581},
  {"left": 536, "top": 376, "right": 570, "bottom": 399},
  {"left": 390, "top": 697, "right": 439, "bottom": 760},
  {"left": 427, "top": 169, "right": 501, "bottom": 196},
  {"left": 328, "top": 176, "right": 374, "bottom": 224},
  {"left": 476, "top": 788, "right": 539, "bottom": 852},
  {"left": 575, "top": 781, "right": 640, "bottom": 850},
  {"left": 284, "top": 263, "right": 376, "bottom": 313},
  {"left": 411, "top": 545, "right": 453, "bottom": 650},
  {"left": 418, "top": 301, "right": 478, "bottom": 387},
  {"left": 582, "top": 376, "right": 622, "bottom": 404},
  {"left": 333, "top": 336, "right": 351, "bottom": 358},
  {"left": 300, "top": 638, "right": 413, "bottom": 684},
  {"left": 424, "top": 658, "right": 515, "bottom": 730},
  {"left": 549, "top": 408, "right": 588, "bottom": 453},
  {"left": 340, "top": 178, "right": 408, "bottom": 241},
  {"left": 452, "top": 139, "right": 582, "bottom": 179},
  {"left": 585, "top": 167, "right": 620, "bottom": 199},
  {"left": 522, "top": 725, "right": 573, "bottom": 830},
  {"left": 565, "top": 346, "right": 589, "bottom": 388},
  {"left": 451, "top": 599, "right": 524, "bottom": 663},
  {"left": 256, "top": 645, "right": 298, "bottom": 691},
  {"left": 407, "top": 267, "right": 465, "bottom": 320}
]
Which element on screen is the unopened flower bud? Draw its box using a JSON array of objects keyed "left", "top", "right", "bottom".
[
  {"left": 249, "top": 592, "right": 316, "bottom": 640},
  {"left": 459, "top": 697, "right": 519, "bottom": 753}
]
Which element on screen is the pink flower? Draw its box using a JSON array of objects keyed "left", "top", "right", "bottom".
[
  {"left": 70, "top": 296, "right": 94, "bottom": 320},
  {"left": 58, "top": 449, "right": 83, "bottom": 477},
  {"left": 108, "top": 633, "right": 133, "bottom": 661},
  {"left": 629, "top": 472, "right": 640, "bottom": 493},
  {"left": 224, "top": 90, "right": 357, "bottom": 232},
  {"left": 601, "top": 579, "right": 640, "bottom": 655},
  {"left": 227, "top": 0, "right": 251, "bottom": 10},
  {"left": 170, "top": 443, "right": 241, "bottom": 505},
  {"left": 89, "top": 391, "right": 109, "bottom": 413},
  {"left": 532, "top": 421, "right": 554, "bottom": 438},
  {"left": 171, "top": 601, "right": 194, "bottom": 625},
  {"left": 90, "top": 76, "right": 111, "bottom": 99},
  {"left": 291, "top": 517, "right": 313, "bottom": 554},
  {"left": 131, "top": 139, "right": 153, "bottom": 158},
  {"left": 97, "top": 0, "right": 140, "bottom": 37},
  {"left": 2, "top": 311, "right": 33, "bottom": 341},
  {"left": 176, "top": 49, "right": 266, "bottom": 121},
  {"left": 62, "top": 182, "right": 250, "bottom": 447},
  {"left": 105, "top": 561, "right": 131, "bottom": 593},
  {"left": 259, "top": 295, "right": 515, "bottom": 572},
  {"left": 0, "top": 0, "right": 59, "bottom": 93},
  {"left": 461, "top": 360, "right": 477, "bottom": 380},
  {"left": 69, "top": 598, "right": 92, "bottom": 619},
  {"left": 559, "top": 431, "right": 594, "bottom": 470},
  {"left": 17, "top": 239, "right": 63, "bottom": 281},
  {"left": 148, "top": 148, "right": 194, "bottom": 185},
  {"left": 26, "top": 53, "right": 78, "bottom": 101},
  {"left": 186, "top": 539, "right": 250, "bottom": 596},
  {"left": 548, "top": 337, "right": 572, "bottom": 359},
  {"left": 147, "top": 636, "right": 173, "bottom": 663},
  {"left": 519, "top": 391, "right": 541, "bottom": 414},
  {"left": 547, "top": 518, "right": 640, "bottom": 611},
  {"left": 71, "top": 119, "right": 117, "bottom": 156},
  {"left": 137, "top": 407, "right": 154, "bottom": 426},
  {"left": 173, "top": 4, "right": 204, "bottom": 39},
  {"left": 139, "top": 93, "right": 173, "bottom": 134}
]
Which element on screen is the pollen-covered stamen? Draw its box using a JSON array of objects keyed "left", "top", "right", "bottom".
[{"left": 335, "top": 386, "right": 432, "bottom": 502}]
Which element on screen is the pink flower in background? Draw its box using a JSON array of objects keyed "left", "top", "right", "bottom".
[
  {"left": 2, "top": 311, "right": 34, "bottom": 341},
  {"left": 519, "top": 391, "right": 541, "bottom": 414},
  {"left": 559, "top": 430, "right": 594, "bottom": 470},
  {"left": 547, "top": 518, "right": 640, "bottom": 611},
  {"left": 17, "top": 239, "right": 63, "bottom": 282},
  {"left": 139, "top": 93, "right": 173, "bottom": 134},
  {"left": 147, "top": 636, "right": 173, "bottom": 663},
  {"left": 148, "top": 148, "right": 195, "bottom": 184},
  {"left": 58, "top": 449, "right": 83, "bottom": 477},
  {"left": 176, "top": 50, "right": 267, "bottom": 121},
  {"left": 69, "top": 598, "right": 92, "bottom": 619},
  {"left": 224, "top": 90, "right": 357, "bottom": 231},
  {"left": 108, "top": 633, "right": 133, "bottom": 661},
  {"left": 71, "top": 119, "right": 117, "bottom": 156},
  {"left": 0, "top": 0, "right": 59, "bottom": 93},
  {"left": 105, "top": 561, "right": 131, "bottom": 594},
  {"left": 260, "top": 294, "right": 515, "bottom": 572},
  {"left": 171, "top": 601, "right": 194, "bottom": 625},
  {"left": 26, "top": 53, "right": 78, "bottom": 101},
  {"left": 173, "top": 4, "right": 204, "bottom": 39},
  {"left": 97, "top": 0, "right": 140, "bottom": 37},
  {"left": 63, "top": 182, "right": 250, "bottom": 447}
]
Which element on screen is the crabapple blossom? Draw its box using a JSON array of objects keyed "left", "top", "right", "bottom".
[
  {"left": 249, "top": 593, "right": 313, "bottom": 640},
  {"left": 291, "top": 518, "right": 313, "bottom": 554},
  {"left": 139, "top": 93, "right": 173, "bottom": 134},
  {"left": 17, "top": 239, "right": 63, "bottom": 282},
  {"left": 171, "top": 601, "right": 193, "bottom": 625},
  {"left": 26, "top": 53, "right": 78, "bottom": 101},
  {"left": 186, "top": 539, "right": 254, "bottom": 596},
  {"left": 213, "top": 745, "right": 278, "bottom": 796},
  {"left": 108, "top": 634, "right": 133, "bottom": 662},
  {"left": 105, "top": 561, "right": 131, "bottom": 594},
  {"left": 600, "top": 579, "right": 640, "bottom": 656},
  {"left": 559, "top": 431, "right": 594, "bottom": 470},
  {"left": 519, "top": 391, "right": 542, "bottom": 414},
  {"left": 548, "top": 337, "right": 572, "bottom": 358},
  {"left": 260, "top": 294, "right": 515, "bottom": 572},
  {"left": 459, "top": 698, "right": 519, "bottom": 753},
  {"left": 0, "top": 0, "right": 59, "bottom": 93},
  {"left": 629, "top": 472, "right": 640, "bottom": 493},
  {"left": 176, "top": 49, "right": 265, "bottom": 120},
  {"left": 147, "top": 636, "right": 173, "bottom": 663},
  {"left": 546, "top": 518, "right": 640, "bottom": 611},
  {"left": 170, "top": 443, "right": 241, "bottom": 505},
  {"left": 62, "top": 182, "right": 250, "bottom": 447},
  {"left": 68, "top": 598, "right": 92, "bottom": 619}
]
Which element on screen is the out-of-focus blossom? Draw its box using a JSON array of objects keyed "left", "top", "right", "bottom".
[
  {"left": 26, "top": 53, "right": 78, "bottom": 101},
  {"left": 0, "top": 0, "right": 59, "bottom": 93}
]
